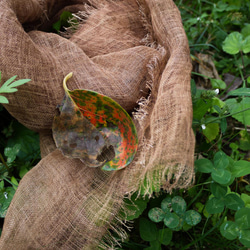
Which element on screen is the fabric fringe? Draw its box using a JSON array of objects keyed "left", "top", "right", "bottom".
[{"left": 60, "top": 4, "right": 95, "bottom": 38}]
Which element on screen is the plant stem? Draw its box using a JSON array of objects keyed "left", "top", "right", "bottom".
[
  {"left": 0, "top": 153, "right": 10, "bottom": 171},
  {"left": 187, "top": 186, "right": 203, "bottom": 209},
  {"left": 234, "top": 54, "right": 246, "bottom": 88},
  {"left": 240, "top": 51, "right": 246, "bottom": 79},
  {"left": 204, "top": 107, "right": 250, "bottom": 125},
  {"left": 192, "top": 71, "right": 213, "bottom": 79},
  {"left": 3, "top": 177, "right": 14, "bottom": 187},
  {"left": 190, "top": 43, "right": 220, "bottom": 51}
]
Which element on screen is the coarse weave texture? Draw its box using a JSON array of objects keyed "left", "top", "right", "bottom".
[{"left": 0, "top": 0, "right": 195, "bottom": 249}]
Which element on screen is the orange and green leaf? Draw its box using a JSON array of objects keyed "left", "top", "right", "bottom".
[{"left": 52, "top": 72, "right": 138, "bottom": 170}]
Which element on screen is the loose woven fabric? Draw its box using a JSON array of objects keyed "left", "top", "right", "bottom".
[{"left": 0, "top": 0, "right": 195, "bottom": 249}]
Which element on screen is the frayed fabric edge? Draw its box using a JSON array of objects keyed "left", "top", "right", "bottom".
[{"left": 59, "top": 3, "right": 96, "bottom": 38}]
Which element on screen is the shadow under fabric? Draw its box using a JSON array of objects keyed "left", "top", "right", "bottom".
[{"left": 0, "top": 0, "right": 195, "bottom": 249}]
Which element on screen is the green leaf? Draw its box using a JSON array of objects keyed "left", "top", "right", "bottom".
[
  {"left": 205, "top": 197, "right": 225, "bottom": 214},
  {"left": 0, "top": 95, "right": 9, "bottom": 104},
  {"left": 235, "top": 208, "right": 250, "bottom": 229},
  {"left": 0, "top": 75, "right": 18, "bottom": 92},
  {"left": 145, "top": 240, "right": 161, "bottom": 250},
  {"left": 213, "top": 151, "right": 229, "bottom": 169},
  {"left": 191, "top": 79, "right": 197, "bottom": 97},
  {"left": 0, "top": 75, "right": 30, "bottom": 94},
  {"left": 139, "top": 218, "right": 158, "bottom": 242},
  {"left": 242, "top": 36, "right": 250, "bottom": 54},
  {"left": 148, "top": 208, "right": 165, "bottom": 223},
  {"left": 10, "top": 176, "right": 18, "bottom": 190},
  {"left": 212, "top": 105, "right": 222, "bottom": 114},
  {"left": 158, "top": 228, "right": 172, "bottom": 246},
  {"left": 195, "top": 202, "right": 204, "bottom": 214},
  {"left": 195, "top": 158, "right": 213, "bottom": 173},
  {"left": 18, "top": 168, "right": 28, "bottom": 180},
  {"left": 214, "top": 1, "right": 228, "bottom": 12},
  {"left": 220, "top": 221, "right": 239, "bottom": 240},
  {"left": 164, "top": 213, "right": 180, "bottom": 229},
  {"left": 52, "top": 20, "right": 61, "bottom": 32},
  {"left": 202, "top": 123, "right": 220, "bottom": 142},
  {"left": 246, "top": 185, "right": 250, "bottom": 192},
  {"left": 224, "top": 193, "right": 245, "bottom": 211},
  {"left": 182, "top": 221, "right": 193, "bottom": 231},
  {"left": 239, "top": 229, "right": 250, "bottom": 247},
  {"left": 52, "top": 11, "right": 74, "bottom": 32},
  {"left": 139, "top": 174, "right": 161, "bottom": 195},
  {"left": 248, "top": 76, "right": 250, "bottom": 84},
  {"left": 210, "top": 182, "right": 227, "bottom": 198},
  {"left": 239, "top": 130, "right": 250, "bottom": 151},
  {"left": 212, "top": 168, "right": 231, "bottom": 185},
  {"left": 171, "top": 217, "right": 184, "bottom": 231},
  {"left": 7, "top": 122, "right": 40, "bottom": 161},
  {"left": 227, "top": 88, "right": 250, "bottom": 96},
  {"left": 8, "top": 79, "right": 31, "bottom": 88},
  {"left": 241, "top": 193, "right": 250, "bottom": 208},
  {"left": 242, "top": 24, "right": 250, "bottom": 38},
  {"left": 161, "top": 196, "right": 172, "bottom": 213},
  {"left": 123, "top": 194, "right": 148, "bottom": 221},
  {"left": 231, "top": 160, "right": 250, "bottom": 177},
  {"left": 184, "top": 210, "right": 201, "bottom": 226},
  {"left": 235, "top": 207, "right": 250, "bottom": 229},
  {"left": 4, "top": 144, "right": 21, "bottom": 163},
  {"left": 211, "top": 97, "right": 226, "bottom": 112},
  {"left": 193, "top": 99, "right": 213, "bottom": 120},
  {"left": 0, "top": 181, "right": 4, "bottom": 190},
  {"left": 19, "top": 164, "right": 30, "bottom": 179},
  {"left": 210, "top": 79, "right": 226, "bottom": 89},
  {"left": 220, "top": 118, "right": 227, "bottom": 133},
  {"left": 225, "top": 97, "right": 250, "bottom": 126},
  {"left": 139, "top": 177, "right": 161, "bottom": 195},
  {"left": 171, "top": 196, "right": 187, "bottom": 215},
  {"left": 222, "top": 32, "right": 243, "bottom": 55},
  {"left": 0, "top": 186, "right": 15, "bottom": 218}
]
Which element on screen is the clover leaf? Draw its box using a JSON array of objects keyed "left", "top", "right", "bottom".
[{"left": 223, "top": 32, "right": 250, "bottom": 55}]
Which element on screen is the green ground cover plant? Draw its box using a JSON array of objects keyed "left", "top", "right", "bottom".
[
  {"left": 0, "top": 108, "right": 40, "bottom": 233},
  {"left": 0, "top": 73, "right": 40, "bottom": 233},
  {"left": 1, "top": 0, "right": 250, "bottom": 249}
]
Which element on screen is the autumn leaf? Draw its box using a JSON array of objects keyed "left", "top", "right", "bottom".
[{"left": 52, "top": 72, "right": 138, "bottom": 170}]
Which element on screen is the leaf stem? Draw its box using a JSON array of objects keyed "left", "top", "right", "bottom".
[
  {"left": 2, "top": 177, "right": 15, "bottom": 187},
  {"left": 0, "top": 153, "right": 10, "bottom": 171},
  {"left": 192, "top": 71, "right": 213, "bottom": 79},
  {"left": 234, "top": 54, "right": 246, "bottom": 88},
  {"left": 240, "top": 51, "right": 246, "bottom": 80},
  {"left": 187, "top": 186, "right": 203, "bottom": 209},
  {"left": 63, "top": 72, "right": 73, "bottom": 92},
  {"left": 204, "top": 107, "right": 250, "bottom": 125}
]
